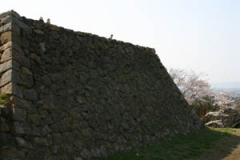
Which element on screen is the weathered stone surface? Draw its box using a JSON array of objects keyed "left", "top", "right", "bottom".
[
  {"left": 12, "top": 17, "right": 31, "bottom": 34},
  {"left": 99, "top": 145, "right": 108, "bottom": 157},
  {"left": 0, "top": 21, "right": 20, "bottom": 34},
  {"left": 26, "top": 150, "right": 45, "bottom": 160},
  {"left": 52, "top": 133, "right": 62, "bottom": 144},
  {"left": 0, "top": 105, "right": 10, "bottom": 117},
  {"left": 0, "top": 41, "right": 12, "bottom": 51},
  {"left": 34, "top": 137, "right": 49, "bottom": 146},
  {"left": 73, "top": 157, "right": 83, "bottom": 160},
  {"left": 0, "top": 10, "right": 203, "bottom": 160},
  {"left": 34, "top": 29, "right": 44, "bottom": 35},
  {"left": 0, "top": 82, "right": 12, "bottom": 94},
  {"left": 11, "top": 96, "right": 32, "bottom": 110},
  {"left": 0, "top": 69, "right": 12, "bottom": 86},
  {"left": 80, "top": 148, "right": 91, "bottom": 159},
  {"left": 1, "top": 82, "right": 22, "bottom": 98},
  {"left": 0, "top": 117, "right": 10, "bottom": 131},
  {"left": 28, "top": 114, "right": 42, "bottom": 126},
  {"left": 16, "top": 137, "right": 33, "bottom": 149},
  {"left": 30, "top": 124, "right": 41, "bottom": 136},
  {"left": 12, "top": 51, "right": 30, "bottom": 68},
  {"left": 42, "top": 125, "right": 52, "bottom": 136},
  {"left": 39, "top": 43, "right": 46, "bottom": 53},
  {"left": 0, "top": 31, "right": 12, "bottom": 44},
  {"left": 16, "top": 73, "right": 34, "bottom": 88},
  {"left": 12, "top": 122, "right": 27, "bottom": 136},
  {"left": 1, "top": 15, "right": 13, "bottom": 24},
  {"left": 30, "top": 53, "right": 41, "bottom": 64},
  {"left": 1, "top": 48, "right": 12, "bottom": 62},
  {"left": 91, "top": 148, "right": 102, "bottom": 158},
  {"left": 12, "top": 108, "right": 27, "bottom": 121},
  {"left": 0, "top": 23, "right": 11, "bottom": 33},
  {"left": 23, "top": 89, "right": 38, "bottom": 101},
  {"left": 0, "top": 132, "right": 11, "bottom": 145},
  {"left": 0, "top": 60, "right": 20, "bottom": 74},
  {"left": 20, "top": 66, "right": 32, "bottom": 75},
  {"left": 1, "top": 13, "right": 21, "bottom": 24},
  {"left": 0, "top": 14, "right": 30, "bottom": 34}
]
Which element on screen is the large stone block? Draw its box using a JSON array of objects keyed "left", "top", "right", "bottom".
[
  {"left": 28, "top": 114, "right": 42, "bottom": 126},
  {"left": 23, "top": 89, "right": 38, "bottom": 101},
  {"left": 1, "top": 48, "right": 12, "bottom": 62},
  {"left": 0, "top": 60, "right": 12, "bottom": 74},
  {"left": 34, "top": 137, "right": 50, "bottom": 147},
  {"left": 12, "top": 122, "right": 26, "bottom": 136},
  {"left": 0, "top": 22, "right": 20, "bottom": 34},
  {"left": 12, "top": 108, "right": 27, "bottom": 121},
  {"left": 0, "top": 117, "right": 10, "bottom": 132},
  {"left": 0, "top": 69, "right": 12, "bottom": 86},
  {"left": 16, "top": 137, "right": 33, "bottom": 149},
  {"left": 16, "top": 73, "right": 34, "bottom": 88},
  {"left": 0, "top": 41, "right": 11, "bottom": 51},
  {"left": 0, "top": 31, "right": 12, "bottom": 44},
  {"left": 0, "top": 60, "right": 20, "bottom": 74},
  {"left": 0, "top": 82, "right": 23, "bottom": 98},
  {"left": 12, "top": 52, "right": 30, "bottom": 68},
  {"left": 42, "top": 125, "right": 52, "bottom": 136}
]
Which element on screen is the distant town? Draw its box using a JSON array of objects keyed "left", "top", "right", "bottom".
[
  {"left": 214, "top": 88, "right": 240, "bottom": 98},
  {"left": 212, "top": 81, "right": 240, "bottom": 98}
]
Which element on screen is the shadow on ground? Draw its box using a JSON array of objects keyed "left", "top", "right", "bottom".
[
  {"left": 194, "top": 128, "right": 240, "bottom": 160},
  {"left": 102, "top": 128, "right": 240, "bottom": 160},
  {"left": 1, "top": 128, "right": 240, "bottom": 160}
]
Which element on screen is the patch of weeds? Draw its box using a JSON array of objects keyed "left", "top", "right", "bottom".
[
  {"left": 116, "top": 73, "right": 128, "bottom": 79},
  {"left": 0, "top": 93, "right": 10, "bottom": 105}
]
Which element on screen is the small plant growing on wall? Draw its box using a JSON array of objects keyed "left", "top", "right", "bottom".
[
  {"left": 0, "top": 93, "right": 10, "bottom": 105},
  {"left": 117, "top": 73, "right": 128, "bottom": 79}
]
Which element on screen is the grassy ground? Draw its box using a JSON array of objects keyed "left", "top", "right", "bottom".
[
  {"left": 102, "top": 127, "right": 240, "bottom": 160},
  {"left": 2, "top": 127, "right": 240, "bottom": 159}
]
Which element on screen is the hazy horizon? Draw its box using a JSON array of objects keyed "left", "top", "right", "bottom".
[{"left": 212, "top": 81, "right": 240, "bottom": 89}]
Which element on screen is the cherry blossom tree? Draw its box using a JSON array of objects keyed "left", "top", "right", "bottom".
[
  {"left": 169, "top": 68, "right": 212, "bottom": 104},
  {"left": 212, "top": 91, "right": 236, "bottom": 110},
  {"left": 169, "top": 68, "right": 238, "bottom": 127}
]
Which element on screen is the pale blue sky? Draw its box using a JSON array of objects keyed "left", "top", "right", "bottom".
[{"left": 1, "top": 0, "right": 240, "bottom": 86}]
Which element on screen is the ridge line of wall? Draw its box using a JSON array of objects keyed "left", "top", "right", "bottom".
[{"left": 0, "top": 10, "right": 35, "bottom": 151}]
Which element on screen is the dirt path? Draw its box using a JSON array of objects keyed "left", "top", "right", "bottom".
[
  {"left": 224, "top": 144, "right": 240, "bottom": 160},
  {"left": 195, "top": 129, "right": 240, "bottom": 160},
  {"left": 223, "top": 136, "right": 240, "bottom": 160}
]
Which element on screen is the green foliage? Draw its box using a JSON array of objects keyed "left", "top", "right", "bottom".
[
  {"left": 191, "top": 96, "right": 219, "bottom": 118},
  {"left": 101, "top": 127, "right": 234, "bottom": 160},
  {"left": 0, "top": 93, "right": 9, "bottom": 105},
  {"left": 116, "top": 73, "right": 128, "bottom": 79}
]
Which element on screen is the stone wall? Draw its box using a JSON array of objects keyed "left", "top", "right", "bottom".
[{"left": 0, "top": 10, "right": 203, "bottom": 160}]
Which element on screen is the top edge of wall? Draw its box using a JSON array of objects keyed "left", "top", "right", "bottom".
[
  {"left": 0, "top": 10, "right": 156, "bottom": 54},
  {"left": 0, "top": 10, "right": 21, "bottom": 19}
]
